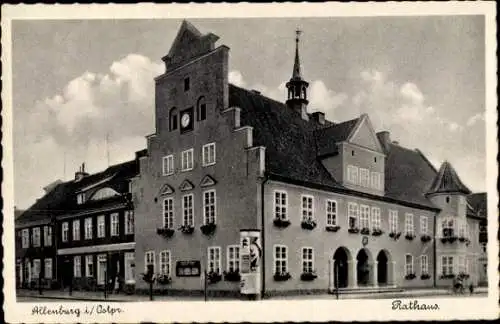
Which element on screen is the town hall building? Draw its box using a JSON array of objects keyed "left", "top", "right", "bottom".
[{"left": 130, "top": 21, "right": 487, "bottom": 297}]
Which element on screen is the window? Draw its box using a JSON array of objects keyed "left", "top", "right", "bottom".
[
  {"left": 74, "top": 256, "right": 82, "bottom": 278},
  {"left": 326, "top": 200, "right": 337, "bottom": 226},
  {"left": 125, "top": 210, "right": 134, "bottom": 234},
  {"left": 162, "top": 155, "right": 174, "bottom": 175},
  {"left": 208, "top": 246, "right": 221, "bottom": 274},
  {"left": 97, "top": 254, "right": 107, "bottom": 285},
  {"left": 442, "top": 218, "right": 455, "bottom": 237},
  {"left": 420, "top": 255, "right": 428, "bottom": 274},
  {"left": 203, "top": 190, "right": 216, "bottom": 224},
  {"left": 86, "top": 255, "right": 94, "bottom": 277},
  {"left": 197, "top": 96, "right": 207, "bottom": 121},
  {"left": 125, "top": 252, "right": 135, "bottom": 282},
  {"left": 405, "top": 213, "right": 414, "bottom": 235},
  {"left": 169, "top": 107, "right": 178, "bottom": 131},
  {"left": 274, "top": 191, "right": 288, "bottom": 220},
  {"left": 359, "top": 168, "right": 370, "bottom": 187},
  {"left": 348, "top": 202, "right": 359, "bottom": 229},
  {"left": 181, "top": 149, "right": 194, "bottom": 171},
  {"left": 347, "top": 165, "right": 359, "bottom": 184},
  {"left": 182, "top": 194, "right": 194, "bottom": 226},
  {"left": 227, "top": 245, "right": 240, "bottom": 272},
  {"left": 77, "top": 193, "right": 84, "bottom": 205},
  {"left": 441, "top": 256, "right": 454, "bottom": 276},
  {"left": 84, "top": 217, "right": 93, "bottom": 240},
  {"left": 301, "top": 195, "right": 314, "bottom": 222},
  {"left": 302, "top": 247, "right": 314, "bottom": 273},
  {"left": 32, "top": 259, "right": 41, "bottom": 279},
  {"left": 405, "top": 254, "right": 414, "bottom": 276},
  {"left": 458, "top": 221, "right": 468, "bottom": 238},
  {"left": 274, "top": 245, "right": 288, "bottom": 274},
  {"left": 32, "top": 227, "right": 41, "bottom": 247},
  {"left": 371, "top": 207, "right": 381, "bottom": 230},
  {"left": 145, "top": 251, "right": 155, "bottom": 272},
  {"left": 202, "top": 143, "right": 216, "bottom": 166},
  {"left": 72, "top": 220, "right": 80, "bottom": 241},
  {"left": 389, "top": 210, "right": 398, "bottom": 233},
  {"left": 159, "top": 250, "right": 171, "bottom": 276},
  {"left": 163, "top": 198, "right": 174, "bottom": 229},
  {"left": 97, "top": 215, "right": 105, "bottom": 238},
  {"left": 110, "top": 213, "right": 119, "bottom": 236},
  {"left": 44, "top": 259, "right": 53, "bottom": 279},
  {"left": 21, "top": 229, "right": 29, "bottom": 248},
  {"left": 371, "top": 172, "right": 382, "bottom": 190},
  {"left": 44, "top": 226, "right": 52, "bottom": 246},
  {"left": 360, "top": 205, "right": 370, "bottom": 229},
  {"left": 446, "top": 196, "right": 450, "bottom": 204},
  {"left": 184, "top": 77, "right": 190, "bottom": 91},
  {"left": 62, "top": 222, "right": 69, "bottom": 242},
  {"left": 420, "top": 216, "right": 428, "bottom": 235}
]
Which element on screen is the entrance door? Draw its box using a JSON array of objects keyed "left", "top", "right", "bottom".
[
  {"left": 356, "top": 249, "right": 370, "bottom": 286},
  {"left": 97, "top": 254, "right": 107, "bottom": 285},
  {"left": 333, "top": 248, "right": 349, "bottom": 288},
  {"left": 377, "top": 251, "right": 388, "bottom": 285}
]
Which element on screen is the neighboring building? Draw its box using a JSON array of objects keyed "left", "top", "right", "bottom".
[
  {"left": 15, "top": 151, "right": 144, "bottom": 291},
  {"left": 466, "top": 192, "right": 488, "bottom": 286},
  {"left": 131, "top": 21, "right": 488, "bottom": 297}
]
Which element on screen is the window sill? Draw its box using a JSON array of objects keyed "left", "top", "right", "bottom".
[
  {"left": 180, "top": 168, "right": 194, "bottom": 172},
  {"left": 202, "top": 162, "right": 216, "bottom": 167},
  {"left": 163, "top": 172, "right": 174, "bottom": 176}
]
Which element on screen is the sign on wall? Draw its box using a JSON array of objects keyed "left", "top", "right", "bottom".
[
  {"left": 240, "top": 230, "right": 262, "bottom": 295},
  {"left": 176, "top": 260, "right": 201, "bottom": 277}
]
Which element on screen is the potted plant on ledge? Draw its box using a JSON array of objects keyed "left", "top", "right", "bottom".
[
  {"left": 439, "top": 273, "right": 455, "bottom": 279},
  {"left": 301, "top": 218, "right": 317, "bottom": 230},
  {"left": 207, "top": 271, "right": 222, "bottom": 284},
  {"left": 157, "top": 227, "right": 175, "bottom": 238},
  {"left": 404, "top": 273, "right": 416, "bottom": 280},
  {"left": 179, "top": 224, "right": 195, "bottom": 234},
  {"left": 273, "top": 218, "right": 291, "bottom": 228},
  {"left": 360, "top": 227, "right": 370, "bottom": 235},
  {"left": 348, "top": 226, "right": 360, "bottom": 234},
  {"left": 157, "top": 274, "right": 172, "bottom": 285},
  {"left": 223, "top": 270, "right": 241, "bottom": 282},
  {"left": 325, "top": 225, "right": 341, "bottom": 232},
  {"left": 372, "top": 228, "right": 383, "bottom": 236},
  {"left": 300, "top": 270, "right": 318, "bottom": 281},
  {"left": 405, "top": 232, "right": 416, "bottom": 241},
  {"left": 200, "top": 222, "right": 217, "bottom": 236},
  {"left": 421, "top": 273, "right": 431, "bottom": 280},
  {"left": 420, "top": 234, "right": 432, "bottom": 242},
  {"left": 389, "top": 231, "right": 402, "bottom": 240},
  {"left": 273, "top": 271, "right": 292, "bottom": 281}
]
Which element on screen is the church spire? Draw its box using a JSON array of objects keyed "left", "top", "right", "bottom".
[
  {"left": 292, "top": 29, "right": 303, "bottom": 80},
  {"left": 286, "top": 28, "right": 309, "bottom": 120}
]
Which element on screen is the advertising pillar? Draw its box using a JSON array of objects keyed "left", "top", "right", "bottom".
[{"left": 239, "top": 230, "right": 262, "bottom": 298}]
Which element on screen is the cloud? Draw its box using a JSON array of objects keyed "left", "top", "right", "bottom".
[
  {"left": 466, "top": 112, "right": 485, "bottom": 127},
  {"left": 228, "top": 70, "right": 246, "bottom": 87}
]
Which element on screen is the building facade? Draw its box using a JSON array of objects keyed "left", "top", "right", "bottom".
[
  {"left": 16, "top": 152, "right": 144, "bottom": 292},
  {"left": 131, "top": 21, "right": 488, "bottom": 297}
]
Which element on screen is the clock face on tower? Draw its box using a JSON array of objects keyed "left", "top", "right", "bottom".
[{"left": 180, "top": 107, "right": 194, "bottom": 133}]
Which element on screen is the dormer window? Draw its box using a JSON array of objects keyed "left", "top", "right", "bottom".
[
  {"left": 184, "top": 77, "right": 190, "bottom": 91},
  {"left": 77, "top": 193, "right": 85, "bottom": 205}
]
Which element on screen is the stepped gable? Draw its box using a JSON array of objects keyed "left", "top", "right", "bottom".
[{"left": 427, "top": 161, "right": 471, "bottom": 195}]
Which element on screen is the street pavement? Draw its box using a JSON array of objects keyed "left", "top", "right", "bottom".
[{"left": 17, "top": 287, "right": 488, "bottom": 302}]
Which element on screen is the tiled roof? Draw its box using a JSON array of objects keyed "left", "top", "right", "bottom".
[
  {"left": 229, "top": 84, "right": 438, "bottom": 209},
  {"left": 16, "top": 159, "right": 139, "bottom": 225},
  {"left": 427, "top": 161, "right": 471, "bottom": 195},
  {"left": 315, "top": 118, "right": 360, "bottom": 157},
  {"left": 467, "top": 192, "right": 487, "bottom": 218}
]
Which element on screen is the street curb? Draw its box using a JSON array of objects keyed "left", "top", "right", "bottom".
[{"left": 17, "top": 295, "right": 132, "bottom": 302}]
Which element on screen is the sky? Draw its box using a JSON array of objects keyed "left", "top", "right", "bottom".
[{"left": 11, "top": 16, "right": 486, "bottom": 210}]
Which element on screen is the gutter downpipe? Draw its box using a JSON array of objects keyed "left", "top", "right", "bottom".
[{"left": 260, "top": 173, "right": 269, "bottom": 298}]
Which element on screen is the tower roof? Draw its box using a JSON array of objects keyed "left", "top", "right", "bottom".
[
  {"left": 427, "top": 161, "right": 471, "bottom": 195},
  {"left": 292, "top": 29, "right": 303, "bottom": 80}
]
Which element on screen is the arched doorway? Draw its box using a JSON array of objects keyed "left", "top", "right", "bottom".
[
  {"left": 356, "top": 248, "right": 372, "bottom": 286},
  {"left": 377, "top": 250, "right": 389, "bottom": 285},
  {"left": 333, "top": 247, "right": 350, "bottom": 288}
]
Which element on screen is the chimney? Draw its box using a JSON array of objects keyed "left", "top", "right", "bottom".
[
  {"left": 311, "top": 111, "right": 325, "bottom": 125},
  {"left": 74, "top": 163, "right": 89, "bottom": 182},
  {"left": 376, "top": 131, "right": 391, "bottom": 153}
]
